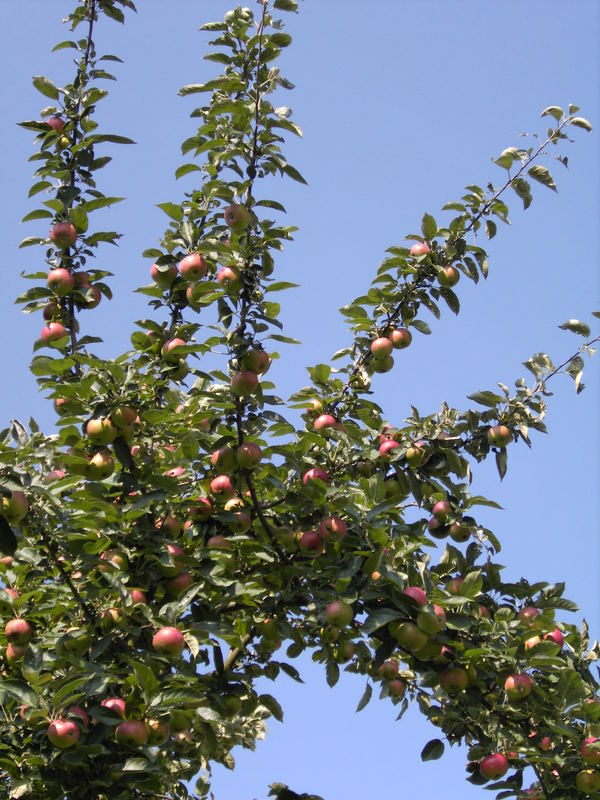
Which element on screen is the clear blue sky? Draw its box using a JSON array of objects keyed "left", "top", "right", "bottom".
[{"left": 0, "top": 2, "right": 598, "bottom": 799}]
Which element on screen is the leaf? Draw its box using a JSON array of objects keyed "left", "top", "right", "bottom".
[
  {"left": 421, "top": 738, "right": 445, "bottom": 761},
  {"left": 0, "top": 517, "right": 17, "bottom": 555},
  {"left": 559, "top": 319, "right": 591, "bottom": 337},
  {"left": 355, "top": 682, "right": 372, "bottom": 712},
  {"left": 421, "top": 213, "right": 437, "bottom": 239},
  {"left": 326, "top": 660, "right": 339, "bottom": 687},
  {"left": 460, "top": 570, "right": 483, "bottom": 598},
  {"left": 528, "top": 165, "right": 557, "bottom": 191},
  {"left": 411, "top": 319, "right": 431, "bottom": 335},
  {"left": 32, "top": 75, "right": 59, "bottom": 99},
  {"left": 274, "top": 0, "right": 299, "bottom": 11},
  {"left": 282, "top": 163, "right": 308, "bottom": 184},
  {"left": 175, "top": 163, "right": 202, "bottom": 179},
  {"left": 260, "top": 693, "right": 283, "bottom": 722},
  {"left": 467, "top": 390, "right": 504, "bottom": 408},
  {"left": 541, "top": 105, "right": 563, "bottom": 121},
  {"left": 495, "top": 448, "right": 507, "bottom": 480},
  {"left": 156, "top": 202, "right": 183, "bottom": 222},
  {"left": 363, "top": 608, "right": 399, "bottom": 634},
  {"left": 571, "top": 117, "right": 592, "bottom": 132},
  {"left": 512, "top": 178, "right": 532, "bottom": 209},
  {"left": 21, "top": 209, "right": 53, "bottom": 223},
  {"left": 485, "top": 220, "right": 497, "bottom": 239}
]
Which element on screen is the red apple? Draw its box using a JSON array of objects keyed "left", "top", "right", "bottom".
[
  {"left": 69, "top": 706, "right": 89, "bottom": 728},
  {"left": 518, "top": 606, "right": 540, "bottom": 628},
  {"left": 158, "top": 543, "right": 185, "bottom": 576},
  {"left": 409, "top": 242, "right": 430, "bottom": 257},
  {"left": 47, "top": 115, "right": 65, "bottom": 131},
  {"left": 303, "top": 467, "right": 329, "bottom": 485},
  {"left": 178, "top": 253, "right": 207, "bottom": 281},
  {"left": 325, "top": 600, "right": 353, "bottom": 627},
  {"left": 161, "top": 338, "right": 187, "bottom": 363},
  {"left": 427, "top": 517, "right": 449, "bottom": 539},
  {"left": 388, "top": 328, "right": 412, "bottom": 349},
  {"left": 47, "top": 268, "right": 75, "bottom": 296},
  {"left": 370, "top": 337, "right": 393, "bottom": 358},
  {"left": 115, "top": 719, "right": 148, "bottom": 747},
  {"left": 6, "top": 642, "right": 26, "bottom": 664},
  {"left": 440, "top": 667, "right": 468, "bottom": 693},
  {"left": 488, "top": 424, "right": 512, "bottom": 447},
  {"left": 379, "top": 439, "right": 401, "bottom": 459},
  {"left": 449, "top": 521, "right": 470, "bottom": 542},
  {"left": 50, "top": 222, "right": 77, "bottom": 249},
  {"left": 318, "top": 516, "right": 346, "bottom": 542},
  {"left": 544, "top": 627, "right": 564, "bottom": 647},
  {"left": 210, "top": 475, "right": 235, "bottom": 501},
  {"left": 152, "top": 627, "right": 185, "bottom": 657},
  {"left": 240, "top": 348, "right": 270, "bottom": 374},
  {"left": 377, "top": 660, "right": 399, "bottom": 680},
  {"left": 127, "top": 588, "right": 147, "bottom": 605},
  {"left": 236, "top": 442, "right": 262, "bottom": 468},
  {"left": 582, "top": 737, "right": 600, "bottom": 766},
  {"left": 44, "top": 468, "right": 66, "bottom": 483},
  {"left": 298, "top": 530, "right": 323, "bottom": 554},
  {"left": 224, "top": 204, "right": 251, "bottom": 232},
  {"left": 5, "top": 619, "right": 32, "bottom": 645},
  {"left": 41, "top": 322, "right": 68, "bottom": 343},
  {"left": 402, "top": 586, "right": 428, "bottom": 606},
  {"left": 207, "top": 534, "right": 232, "bottom": 549},
  {"left": 314, "top": 414, "right": 337, "bottom": 432},
  {"left": 189, "top": 497, "right": 212, "bottom": 521},
  {"left": 150, "top": 263, "right": 177, "bottom": 288},
  {"left": 47, "top": 718, "right": 80, "bottom": 748},
  {"left": 166, "top": 571, "right": 193, "bottom": 596},
  {"left": 231, "top": 370, "right": 259, "bottom": 397},
  {"left": 480, "top": 753, "right": 508, "bottom": 780},
  {"left": 505, "top": 673, "right": 533, "bottom": 700},
  {"left": 211, "top": 446, "right": 237, "bottom": 471},
  {"left": 111, "top": 405, "right": 137, "bottom": 428},
  {"left": 1, "top": 491, "right": 29, "bottom": 524},
  {"left": 217, "top": 265, "right": 241, "bottom": 294},
  {"left": 431, "top": 500, "right": 451, "bottom": 522}
]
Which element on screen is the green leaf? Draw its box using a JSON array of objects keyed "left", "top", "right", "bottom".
[
  {"left": 265, "top": 282, "right": 299, "bottom": 293},
  {"left": 21, "top": 209, "right": 53, "bottom": 223},
  {"left": 571, "top": 117, "right": 592, "bottom": 132},
  {"left": 82, "top": 196, "right": 125, "bottom": 212},
  {"left": 467, "top": 390, "right": 504, "bottom": 408},
  {"left": 157, "top": 202, "right": 183, "bottom": 222},
  {"left": 528, "top": 165, "right": 557, "bottom": 191},
  {"left": 355, "top": 683, "right": 372, "bottom": 712},
  {"left": 411, "top": 319, "right": 431, "bottom": 335},
  {"left": 541, "top": 105, "right": 563, "bottom": 121},
  {"left": 559, "top": 319, "right": 591, "bottom": 337},
  {"left": 485, "top": 220, "right": 497, "bottom": 240},
  {"left": 274, "top": 0, "right": 299, "bottom": 10},
  {"left": 363, "top": 608, "right": 399, "bottom": 634},
  {"left": 421, "top": 738, "right": 445, "bottom": 761},
  {"left": 282, "top": 163, "right": 308, "bottom": 184},
  {"left": 512, "top": 178, "right": 532, "bottom": 209},
  {"left": 175, "top": 163, "right": 202, "bottom": 180},
  {"left": 460, "top": 570, "right": 483, "bottom": 598},
  {"left": 260, "top": 693, "right": 283, "bottom": 722},
  {"left": 495, "top": 448, "right": 507, "bottom": 480},
  {"left": 326, "top": 660, "right": 339, "bottom": 687},
  {"left": 32, "top": 75, "right": 59, "bottom": 99},
  {"left": 421, "top": 213, "right": 437, "bottom": 239}
]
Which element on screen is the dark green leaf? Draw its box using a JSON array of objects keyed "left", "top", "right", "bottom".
[{"left": 421, "top": 738, "right": 445, "bottom": 761}]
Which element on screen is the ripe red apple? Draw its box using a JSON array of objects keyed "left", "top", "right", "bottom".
[
  {"left": 480, "top": 753, "right": 508, "bottom": 780},
  {"left": 116, "top": 719, "right": 148, "bottom": 747},
  {"left": 217, "top": 265, "right": 242, "bottom": 294},
  {"left": 440, "top": 667, "right": 468, "bottom": 693},
  {"left": 379, "top": 439, "right": 401, "bottom": 459},
  {"left": 152, "top": 627, "right": 185, "bottom": 657},
  {"left": 409, "top": 242, "right": 430, "bottom": 257},
  {"left": 582, "top": 737, "right": 600, "bottom": 766},
  {"left": 1, "top": 491, "right": 29, "bottom": 524},
  {"left": 325, "top": 600, "right": 353, "bottom": 627},
  {"left": 318, "top": 516, "right": 346, "bottom": 542},
  {"left": 6, "top": 642, "right": 26, "bottom": 664},
  {"left": 207, "top": 534, "right": 232, "bottom": 549},
  {"left": 505, "top": 673, "right": 533, "bottom": 700},
  {"left": 211, "top": 446, "right": 237, "bottom": 471},
  {"left": 101, "top": 697, "right": 127, "bottom": 720},
  {"left": 402, "top": 586, "right": 428, "bottom": 606},
  {"left": 236, "top": 442, "right": 262, "bottom": 468},
  {"left": 303, "top": 467, "right": 329, "bottom": 485},
  {"left": 370, "top": 337, "right": 393, "bottom": 358},
  {"left": 189, "top": 497, "right": 212, "bottom": 521},
  {"left": 576, "top": 769, "right": 600, "bottom": 793},
  {"left": 47, "top": 115, "right": 65, "bottom": 131},
  {"left": 231, "top": 370, "right": 259, "bottom": 397},
  {"left": 161, "top": 338, "right": 187, "bottom": 363},
  {"left": 298, "top": 529, "right": 324, "bottom": 555},
  {"left": 47, "top": 267, "right": 75, "bottom": 296},
  {"left": 518, "top": 606, "right": 540, "bottom": 628},
  {"left": 166, "top": 571, "right": 193, "bottom": 596},
  {"left": 377, "top": 660, "right": 399, "bottom": 680},
  {"left": 44, "top": 468, "right": 66, "bottom": 483},
  {"left": 449, "top": 521, "right": 470, "bottom": 542},
  {"left": 178, "top": 253, "right": 207, "bottom": 281},
  {"left": 127, "top": 588, "right": 147, "bottom": 605},
  {"left": 210, "top": 475, "right": 235, "bottom": 501},
  {"left": 150, "top": 263, "right": 177, "bottom": 288},
  {"left": 431, "top": 500, "right": 451, "bottom": 521},
  {"left": 158, "top": 543, "right": 185, "bottom": 576},
  {"left": 224, "top": 203, "right": 251, "bottom": 232},
  {"left": 544, "top": 627, "right": 564, "bottom": 647},
  {"left": 240, "top": 348, "right": 270, "bottom": 374},
  {"left": 146, "top": 718, "right": 170, "bottom": 745},
  {"left": 50, "top": 222, "right": 77, "bottom": 249},
  {"left": 68, "top": 706, "right": 88, "bottom": 728},
  {"left": 389, "top": 621, "right": 429, "bottom": 651},
  {"left": 86, "top": 450, "right": 114, "bottom": 480},
  {"left": 417, "top": 603, "right": 446, "bottom": 634},
  {"left": 48, "top": 718, "right": 80, "bottom": 748},
  {"left": 488, "top": 424, "right": 512, "bottom": 447},
  {"left": 524, "top": 635, "right": 542, "bottom": 651},
  {"left": 388, "top": 678, "right": 406, "bottom": 698},
  {"left": 41, "top": 322, "right": 68, "bottom": 344},
  {"left": 388, "top": 327, "right": 412, "bottom": 349},
  {"left": 313, "top": 414, "right": 337, "bottom": 432},
  {"left": 438, "top": 265, "right": 460, "bottom": 287},
  {"left": 5, "top": 619, "right": 32, "bottom": 645}
]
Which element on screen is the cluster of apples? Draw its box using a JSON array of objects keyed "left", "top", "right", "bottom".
[
  {"left": 426, "top": 499, "right": 475, "bottom": 544},
  {"left": 368, "top": 327, "right": 413, "bottom": 374},
  {"left": 378, "top": 428, "right": 427, "bottom": 469},
  {"left": 80, "top": 405, "right": 141, "bottom": 481},
  {"left": 409, "top": 241, "right": 461, "bottom": 287}
]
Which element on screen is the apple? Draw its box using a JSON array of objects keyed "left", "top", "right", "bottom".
[
  {"left": 4, "top": 587, "right": 19, "bottom": 600},
  {"left": 166, "top": 466, "right": 186, "bottom": 479},
  {"left": 371, "top": 355, "right": 394, "bottom": 373},
  {"left": 409, "top": 242, "right": 430, "bottom": 257},
  {"left": 314, "top": 414, "right": 337, "bottom": 432},
  {"left": 440, "top": 667, "right": 468, "bottom": 693},
  {"left": 210, "top": 475, "right": 235, "bottom": 501},
  {"left": 127, "top": 588, "right": 147, "bottom": 605},
  {"left": 231, "top": 370, "right": 259, "bottom": 397},
  {"left": 98, "top": 550, "right": 128, "bottom": 573},
  {"left": 158, "top": 543, "right": 185, "bottom": 576},
  {"left": 155, "top": 514, "right": 181, "bottom": 536},
  {"left": 43, "top": 301, "right": 60, "bottom": 321},
  {"left": 86, "top": 417, "right": 117, "bottom": 445},
  {"left": 303, "top": 467, "right": 329, "bottom": 485},
  {"left": 101, "top": 696, "right": 127, "bottom": 718},
  {"left": 576, "top": 769, "right": 600, "bottom": 793},
  {"left": 178, "top": 253, "right": 207, "bottom": 281},
  {"left": 1, "top": 491, "right": 29, "bottom": 524},
  {"left": 47, "top": 268, "right": 75, "bottom": 296},
  {"left": 480, "top": 753, "right": 508, "bottom": 780},
  {"left": 389, "top": 621, "right": 429, "bottom": 652},
  {"left": 377, "top": 660, "right": 399, "bottom": 680},
  {"left": 6, "top": 642, "right": 26, "bottom": 664},
  {"left": 504, "top": 673, "right": 533, "bottom": 700},
  {"left": 518, "top": 606, "right": 540, "bottom": 628},
  {"left": 47, "top": 115, "right": 65, "bottom": 131},
  {"left": 44, "top": 468, "right": 66, "bottom": 483},
  {"left": 325, "top": 600, "right": 353, "bottom": 627},
  {"left": 161, "top": 338, "right": 187, "bottom": 363},
  {"left": 5, "top": 619, "right": 32, "bottom": 645},
  {"left": 370, "top": 337, "right": 393, "bottom": 358},
  {"left": 68, "top": 706, "right": 88, "bottom": 728},
  {"left": 524, "top": 635, "right": 542, "bottom": 651},
  {"left": 417, "top": 604, "right": 446, "bottom": 634},
  {"left": 488, "top": 424, "right": 512, "bottom": 447},
  {"left": 116, "top": 719, "right": 148, "bottom": 747},
  {"left": 207, "top": 534, "right": 232, "bottom": 549},
  {"left": 41, "top": 322, "right": 68, "bottom": 344},
  {"left": 402, "top": 586, "right": 428, "bottom": 606},
  {"left": 224, "top": 204, "right": 251, "bottom": 232},
  {"left": 518, "top": 786, "right": 543, "bottom": 800},
  {"left": 298, "top": 529, "right": 324, "bottom": 555},
  {"left": 150, "top": 263, "right": 177, "bottom": 288},
  {"left": 431, "top": 500, "right": 451, "bottom": 522},
  {"left": 544, "top": 627, "right": 564, "bottom": 647},
  {"left": 166, "top": 571, "right": 193, "bottom": 596},
  {"left": 379, "top": 439, "right": 401, "bottom": 459},
  {"left": 240, "top": 348, "right": 270, "bottom": 374},
  {"left": 405, "top": 443, "right": 425, "bottom": 467},
  {"left": 224, "top": 497, "right": 251, "bottom": 533},
  {"left": 189, "top": 497, "right": 212, "bottom": 521},
  {"left": 388, "top": 328, "right": 412, "bottom": 349},
  {"left": 146, "top": 718, "right": 170, "bottom": 746},
  {"left": 438, "top": 265, "right": 460, "bottom": 287},
  {"left": 111, "top": 406, "right": 137, "bottom": 428},
  {"left": 153, "top": 627, "right": 185, "bottom": 658},
  {"left": 318, "top": 516, "right": 346, "bottom": 542},
  {"left": 211, "top": 446, "right": 237, "bottom": 471},
  {"left": 236, "top": 442, "right": 262, "bottom": 468},
  {"left": 86, "top": 450, "right": 114, "bottom": 480},
  {"left": 217, "top": 265, "right": 242, "bottom": 295},
  {"left": 50, "top": 222, "right": 77, "bottom": 249},
  {"left": 449, "top": 521, "right": 470, "bottom": 543},
  {"left": 582, "top": 737, "right": 600, "bottom": 766},
  {"left": 48, "top": 718, "right": 80, "bottom": 748}
]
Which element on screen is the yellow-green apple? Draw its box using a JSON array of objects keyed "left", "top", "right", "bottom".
[
  {"left": 178, "top": 253, "right": 207, "bottom": 281},
  {"left": 438, "top": 265, "right": 460, "bottom": 287},
  {"left": 505, "top": 673, "right": 533, "bottom": 700},
  {"left": 480, "top": 753, "right": 508, "bottom": 780},
  {"left": 231, "top": 370, "right": 258, "bottom": 396},
  {"left": 111, "top": 405, "right": 137, "bottom": 429},
  {"left": 224, "top": 204, "right": 251, "bottom": 232},
  {"left": 211, "top": 446, "right": 237, "bottom": 471},
  {"left": 372, "top": 355, "right": 394, "bottom": 373},
  {"left": 47, "top": 268, "right": 75, "bottom": 296},
  {"left": 325, "top": 600, "right": 353, "bottom": 627},
  {"left": 581, "top": 737, "right": 600, "bottom": 766},
  {"left": 405, "top": 442, "right": 425, "bottom": 467},
  {"left": 487, "top": 424, "right": 512, "bottom": 447},
  {"left": 116, "top": 720, "right": 148, "bottom": 747},
  {"left": 86, "top": 417, "right": 117, "bottom": 445},
  {"left": 576, "top": 770, "right": 600, "bottom": 793},
  {"left": 146, "top": 718, "right": 170, "bottom": 745},
  {"left": 389, "top": 621, "right": 428, "bottom": 651},
  {"left": 6, "top": 642, "right": 26, "bottom": 664},
  {"left": 150, "top": 263, "right": 177, "bottom": 288},
  {"left": 440, "top": 667, "right": 468, "bottom": 693},
  {"left": 240, "top": 348, "right": 270, "bottom": 374},
  {"left": 449, "top": 521, "right": 470, "bottom": 542},
  {"left": 224, "top": 497, "right": 251, "bottom": 533},
  {"left": 1, "top": 491, "right": 28, "bottom": 524},
  {"left": 417, "top": 603, "right": 446, "bottom": 634},
  {"left": 50, "top": 222, "right": 77, "bottom": 248},
  {"left": 47, "top": 718, "right": 80, "bottom": 748},
  {"left": 86, "top": 450, "right": 114, "bottom": 480}
]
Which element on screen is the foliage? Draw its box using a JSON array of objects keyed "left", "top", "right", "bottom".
[{"left": 0, "top": 2, "right": 598, "bottom": 799}]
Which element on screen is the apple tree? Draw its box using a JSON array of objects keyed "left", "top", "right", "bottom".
[{"left": 1, "top": 1, "right": 599, "bottom": 799}]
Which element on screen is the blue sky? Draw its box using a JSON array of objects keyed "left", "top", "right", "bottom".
[{"left": 0, "top": 1, "right": 598, "bottom": 798}]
